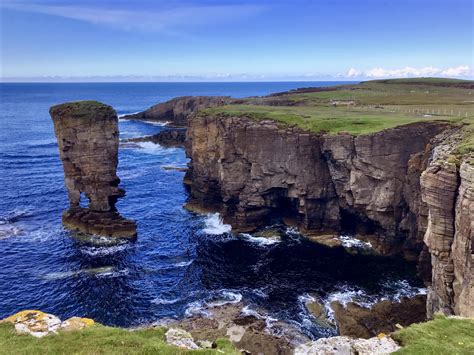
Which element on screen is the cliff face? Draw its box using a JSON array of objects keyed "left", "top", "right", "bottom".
[
  {"left": 50, "top": 101, "right": 137, "bottom": 238},
  {"left": 185, "top": 115, "right": 449, "bottom": 254},
  {"left": 122, "top": 96, "right": 232, "bottom": 126},
  {"left": 186, "top": 114, "right": 473, "bottom": 317},
  {"left": 421, "top": 130, "right": 473, "bottom": 317}
]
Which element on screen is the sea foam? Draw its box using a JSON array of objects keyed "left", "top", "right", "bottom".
[{"left": 202, "top": 213, "right": 232, "bottom": 235}]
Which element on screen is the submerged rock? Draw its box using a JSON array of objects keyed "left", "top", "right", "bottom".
[
  {"left": 304, "top": 296, "right": 333, "bottom": 328},
  {"left": 331, "top": 295, "right": 427, "bottom": 339},
  {"left": 49, "top": 101, "right": 136, "bottom": 238}
]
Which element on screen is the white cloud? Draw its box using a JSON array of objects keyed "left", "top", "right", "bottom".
[
  {"left": 440, "top": 65, "right": 471, "bottom": 77},
  {"left": 345, "top": 65, "right": 472, "bottom": 79},
  {"left": 1, "top": 1, "right": 265, "bottom": 33},
  {"left": 346, "top": 68, "right": 361, "bottom": 78}
]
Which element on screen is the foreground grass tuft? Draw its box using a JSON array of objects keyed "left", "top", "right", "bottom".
[
  {"left": 0, "top": 323, "right": 239, "bottom": 355},
  {"left": 392, "top": 315, "right": 474, "bottom": 354}
]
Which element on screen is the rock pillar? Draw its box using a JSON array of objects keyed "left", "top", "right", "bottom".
[{"left": 50, "top": 101, "right": 137, "bottom": 238}]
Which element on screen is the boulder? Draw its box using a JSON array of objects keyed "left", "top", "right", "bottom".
[
  {"left": 1, "top": 310, "right": 61, "bottom": 338},
  {"left": 295, "top": 335, "right": 400, "bottom": 355},
  {"left": 165, "top": 328, "right": 200, "bottom": 350}
]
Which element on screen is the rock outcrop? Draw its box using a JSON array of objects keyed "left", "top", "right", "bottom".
[
  {"left": 126, "top": 128, "right": 186, "bottom": 147},
  {"left": 185, "top": 113, "right": 450, "bottom": 258},
  {"left": 50, "top": 101, "right": 137, "bottom": 238},
  {"left": 330, "top": 295, "right": 427, "bottom": 339},
  {"left": 295, "top": 335, "right": 401, "bottom": 355},
  {"left": 1, "top": 310, "right": 95, "bottom": 337},
  {"left": 122, "top": 96, "right": 232, "bottom": 127},
  {"left": 421, "top": 129, "right": 473, "bottom": 317}
]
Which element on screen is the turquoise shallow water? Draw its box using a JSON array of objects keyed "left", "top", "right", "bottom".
[{"left": 0, "top": 82, "right": 424, "bottom": 339}]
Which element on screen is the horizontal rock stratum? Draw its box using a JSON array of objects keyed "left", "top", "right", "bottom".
[{"left": 50, "top": 101, "right": 137, "bottom": 238}]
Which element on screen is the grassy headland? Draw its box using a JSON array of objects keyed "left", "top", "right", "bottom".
[{"left": 202, "top": 78, "right": 474, "bottom": 155}]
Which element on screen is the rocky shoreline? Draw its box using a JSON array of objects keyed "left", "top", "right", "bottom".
[{"left": 0, "top": 296, "right": 427, "bottom": 354}]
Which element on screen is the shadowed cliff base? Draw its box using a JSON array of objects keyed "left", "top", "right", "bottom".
[{"left": 50, "top": 101, "right": 137, "bottom": 239}]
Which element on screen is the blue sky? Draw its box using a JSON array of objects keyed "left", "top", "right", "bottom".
[{"left": 1, "top": 0, "right": 472, "bottom": 81}]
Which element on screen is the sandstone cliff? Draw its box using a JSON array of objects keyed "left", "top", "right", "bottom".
[
  {"left": 185, "top": 114, "right": 449, "bottom": 257},
  {"left": 50, "top": 101, "right": 137, "bottom": 238},
  {"left": 421, "top": 129, "right": 473, "bottom": 317},
  {"left": 122, "top": 96, "right": 232, "bottom": 126}
]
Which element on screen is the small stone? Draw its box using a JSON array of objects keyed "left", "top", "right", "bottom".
[
  {"left": 226, "top": 324, "right": 246, "bottom": 342},
  {"left": 165, "top": 328, "right": 200, "bottom": 350},
  {"left": 60, "top": 317, "right": 95, "bottom": 331},
  {"left": 196, "top": 340, "right": 214, "bottom": 348}
]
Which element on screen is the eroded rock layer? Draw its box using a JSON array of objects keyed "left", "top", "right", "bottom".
[
  {"left": 50, "top": 101, "right": 137, "bottom": 238},
  {"left": 185, "top": 114, "right": 449, "bottom": 255},
  {"left": 421, "top": 129, "right": 473, "bottom": 317}
]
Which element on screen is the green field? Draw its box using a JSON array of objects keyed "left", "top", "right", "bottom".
[
  {"left": 393, "top": 315, "right": 474, "bottom": 355},
  {"left": 0, "top": 323, "right": 238, "bottom": 355},
  {"left": 203, "top": 78, "right": 474, "bottom": 157}
]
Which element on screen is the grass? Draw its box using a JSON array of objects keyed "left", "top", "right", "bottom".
[
  {"left": 0, "top": 323, "right": 239, "bottom": 355},
  {"left": 202, "top": 79, "right": 474, "bottom": 155},
  {"left": 392, "top": 315, "right": 474, "bottom": 355},
  {"left": 204, "top": 104, "right": 459, "bottom": 135}
]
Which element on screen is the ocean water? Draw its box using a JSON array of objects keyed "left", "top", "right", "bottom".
[{"left": 0, "top": 82, "right": 425, "bottom": 339}]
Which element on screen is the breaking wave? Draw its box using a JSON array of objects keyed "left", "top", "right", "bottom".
[{"left": 202, "top": 213, "right": 232, "bottom": 235}]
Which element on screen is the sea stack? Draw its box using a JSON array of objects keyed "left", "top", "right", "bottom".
[{"left": 50, "top": 101, "right": 137, "bottom": 238}]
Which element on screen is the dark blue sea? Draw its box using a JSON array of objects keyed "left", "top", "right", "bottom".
[{"left": 0, "top": 82, "right": 425, "bottom": 339}]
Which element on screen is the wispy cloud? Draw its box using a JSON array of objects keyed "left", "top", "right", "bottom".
[
  {"left": 1, "top": 1, "right": 266, "bottom": 33},
  {"left": 346, "top": 65, "right": 472, "bottom": 79}
]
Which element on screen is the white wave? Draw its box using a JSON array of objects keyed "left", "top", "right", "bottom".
[
  {"left": 184, "top": 300, "right": 212, "bottom": 317},
  {"left": 251, "top": 288, "right": 269, "bottom": 299},
  {"left": 42, "top": 270, "right": 79, "bottom": 280},
  {"left": 298, "top": 293, "right": 317, "bottom": 305},
  {"left": 142, "top": 120, "right": 170, "bottom": 126},
  {"left": 337, "top": 235, "right": 372, "bottom": 249},
  {"left": 94, "top": 268, "right": 129, "bottom": 278},
  {"left": 241, "top": 233, "right": 280, "bottom": 246},
  {"left": 135, "top": 142, "right": 166, "bottom": 154},
  {"left": 158, "top": 260, "right": 194, "bottom": 270},
  {"left": 202, "top": 213, "right": 232, "bottom": 235},
  {"left": 381, "top": 279, "right": 427, "bottom": 302},
  {"left": 184, "top": 290, "right": 242, "bottom": 317},
  {"left": 241, "top": 305, "right": 265, "bottom": 319},
  {"left": 152, "top": 297, "right": 181, "bottom": 305},
  {"left": 42, "top": 266, "right": 122, "bottom": 280},
  {"left": 79, "top": 243, "right": 130, "bottom": 256},
  {"left": 322, "top": 280, "right": 427, "bottom": 322},
  {"left": 172, "top": 260, "right": 194, "bottom": 268},
  {"left": 0, "top": 224, "right": 23, "bottom": 239},
  {"left": 323, "top": 287, "right": 376, "bottom": 321},
  {"left": 118, "top": 111, "right": 140, "bottom": 118}
]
